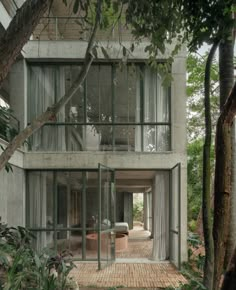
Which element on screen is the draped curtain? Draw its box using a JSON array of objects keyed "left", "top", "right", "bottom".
[
  {"left": 28, "top": 66, "right": 66, "bottom": 151},
  {"left": 143, "top": 68, "right": 170, "bottom": 152},
  {"left": 28, "top": 172, "right": 47, "bottom": 251},
  {"left": 152, "top": 171, "right": 169, "bottom": 261}
]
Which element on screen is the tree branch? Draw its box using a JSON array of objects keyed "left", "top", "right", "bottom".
[
  {"left": 0, "top": 0, "right": 50, "bottom": 87},
  {"left": 0, "top": 0, "right": 102, "bottom": 171}
]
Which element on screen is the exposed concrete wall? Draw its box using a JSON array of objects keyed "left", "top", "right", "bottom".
[
  {"left": 172, "top": 56, "right": 187, "bottom": 154},
  {"left": 23, "top": 152, "right": 187, "bottom": 169},
  {"left": 0, "top": 2, "right": 12, "bottom": 29},
  {"left": 23, "top": 40, "right": 186, "bottom": 61},
  {"left": 180, "top": 164, "right": 188, "bottom": 261},
  {"left": 123, "top": 192, "right": 133, "bottom": 230},
  {"left": 0, "top": 139, "right": 24, "bottom": 168},
  {"left": 0, "top": 165, "right": 25, "bottom": 226},
  {"left": 0, "top": 139, "right": 25, "bottom": 227}
]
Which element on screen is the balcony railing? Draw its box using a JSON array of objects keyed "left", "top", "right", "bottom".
[
  {"left": 27, "top": 122, "right": 171, "bottom": 152},
  {"left": 32, "top": 17, "right": 133, "bottom": 41}
]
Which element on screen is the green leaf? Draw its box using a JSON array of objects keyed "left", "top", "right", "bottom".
[{"left": 34, "top": 253, "right": 41, "bottom": 269}]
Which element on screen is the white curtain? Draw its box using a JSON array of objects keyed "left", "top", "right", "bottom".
[
  {"left": 152, "top": 171, "right": 169, "bottom": 261},
  {"left": 28, "top": 66, "right": 66, "bottom": 151},
  {"left": 135, "top": 68, "right": 141, "bottom": 151},
  {"left": 28, "top": 172, "right": 47, "bottom": 251},
  {"left": 143, "top": 68, "right": 169, "bottom": 152}
]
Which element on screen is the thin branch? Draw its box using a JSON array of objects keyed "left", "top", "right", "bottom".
[{"left": 0, "top": 0, "right": 102, "bottom": 171}]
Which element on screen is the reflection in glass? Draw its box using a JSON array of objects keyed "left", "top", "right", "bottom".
[
  {"left": 28, "top": 63, "right": 170, "bottom": 152},
  {"left": 144, "top": 125, "right": 170, "bottom": 152}
]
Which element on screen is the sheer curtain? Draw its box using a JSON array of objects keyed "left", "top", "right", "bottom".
[
  {"left": 28, "top": 66, "right": 66, "bottom": 151},
  {"left": 152, "top": 171, "right": 169, "bottom": 261},
  {"left": 135, "top": 68, "right": 141, "bottom": 151},
  {"left": 28, "top": 172, "right": 47, "bottom": 251},
  {"left": 143, "top": 68, "right": 170, "bottom": 152}
]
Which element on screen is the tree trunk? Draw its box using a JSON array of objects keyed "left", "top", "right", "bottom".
[
  {"left": 219, "top": 39, "right": 235, "bottom": 271},
  {"left": 221, "top": 247, "right": 236, "bottom": 290},
  {"left": 202, "top": 41, "right": 218, "bottom": 290},
  {"left": 219, "top": 40, "right": 234, "bottom": 110},
  {"left": 0, "top": 0, "right": 102, "bottom": 171},
  {"left": 0, "top": 0, "right": 51, "bottom": 87},
  {"left": 212, "top": 38, "right": 235, "bottom": 290},
  {"left": 213, "top": 80, "right": 236, "bottom": 290}
]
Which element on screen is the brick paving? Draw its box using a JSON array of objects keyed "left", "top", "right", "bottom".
[
  {"left": 70, "top": 226, "right": 187, "bottom": 288},
  {"left": 71, "top": 262, "right": 188, "bottom": 289}
]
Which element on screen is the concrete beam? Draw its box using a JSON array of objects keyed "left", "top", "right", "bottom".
[
  {"left": 23, "top": 152, "right": 187, "bottom": 170},
  {"left": 116, "top": 179, "right": 152, "bottom": 187},
  {"left": 23, "top": 40, "right": 186, "bottom": 61}
]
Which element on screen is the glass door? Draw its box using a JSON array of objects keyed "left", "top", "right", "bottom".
[
  {"left": 98, "top": 163, "right": 116, "bottom": 270},
  {"left": 169, "top": 163, "right": 181, "bottom": 268}
]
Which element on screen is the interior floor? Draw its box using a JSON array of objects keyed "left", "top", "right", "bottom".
[
  {"left": 117, "top": 224, "right": 152, "bottom": 259},
  {"left": 57, "top": 224, "right": 152, "bottom": 260}
]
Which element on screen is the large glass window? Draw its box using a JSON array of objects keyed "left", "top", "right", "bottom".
[
  {"left": 27, "top": 170, "right": 115, "bottom": 262},
  {"left": 27, "top": 63, "right": 170, "bottom": 152}
]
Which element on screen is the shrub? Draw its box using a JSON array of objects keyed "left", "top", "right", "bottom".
[{"left": 0, "top": 223, "right": 78, "bottom": 290}]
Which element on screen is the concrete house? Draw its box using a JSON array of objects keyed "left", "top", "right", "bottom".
[{"left": 0, "top": 0, "right": 187, "bottom": 270}]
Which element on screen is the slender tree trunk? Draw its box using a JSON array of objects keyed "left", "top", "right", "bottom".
[
  {"left": 0, "top": 0, "right": 102, "bottom": 171},
  {"left": 0, "top": 0, "right": 51, "bottom": 87},
  {"left": 221, "top": 247, "right": 236, "bottom": 290},
  {"left": 202, "top": 41, "right": 218, "bottom": 290},
  {"left": 213, "top": 38, "right": 235, "bottom": 290},
  {"left": 219, "top": 39, "right": 235, "bottom": 270},
  {"left": 219, "top": 41, "right": 234, "bottom": 109},
  {"left": 213, "top": 81, "right": 236, "bottom": 290}
]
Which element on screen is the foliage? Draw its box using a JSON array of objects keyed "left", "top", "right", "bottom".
[
  {"left": 0, "top": 223, "right": 77, "bottom": 290},
  {"left": 164, "top": 234, "right": 206, "bottom": 290},
  {"left": 133, "top": 200, "right": 143, "bottom": 222},
  {"left": 0, "top": 106, "right": 18, "bottom": 143},
  {"left": 187, "top": 53, "right": 219, "bottom": 142},
  {"left": 186, "top": 53, "right": 218, "bottom": 231},
  {"left": 125, "top": 0, "right": 234, "bottom": 52}
]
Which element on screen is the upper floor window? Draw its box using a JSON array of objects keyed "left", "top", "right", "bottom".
[{"left": 27, "top": 63, "right": 170, "bottom": 152}]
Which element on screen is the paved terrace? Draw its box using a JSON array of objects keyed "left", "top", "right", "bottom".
[
  {"left": 71, "top": 226, "right": 187, "bottom": 289},
  {"left": 71, "top": 262, "right": 187, "bottom": 289}
]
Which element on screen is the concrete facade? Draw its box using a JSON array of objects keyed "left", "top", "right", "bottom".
[{"left": 0, "top": 3, "right": 188, "bottom": 265}]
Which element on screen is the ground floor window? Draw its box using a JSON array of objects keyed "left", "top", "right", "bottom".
[{"left": 26, "top": 167, "right": 181, "bottom": 268}]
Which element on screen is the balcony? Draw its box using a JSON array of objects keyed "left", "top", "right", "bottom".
[{"left": 27, "top": 122, "right": 170, "bottom": 152}]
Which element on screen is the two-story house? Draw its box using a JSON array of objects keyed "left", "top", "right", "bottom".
[{"left": 0, "top": 0, "right": 187, "bottom": 270}]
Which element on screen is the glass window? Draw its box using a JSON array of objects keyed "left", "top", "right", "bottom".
[
  {"left": 143, "top": 68, "right": 170, "bottom": 123},
  {"left": 27, "top": 63, "right": 171, "bottom": 152},
  {"left": 86, "top": 65, "right": 112, "bottom": 123},
  {"left": 114, "top": 65, "right": 140, "bottom": 123}
]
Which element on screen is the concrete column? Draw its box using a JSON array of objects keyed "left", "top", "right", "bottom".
[
  {"left": 143, "top": 192, "right": 148, "bottom": 230},
  {"left": 124, "top": 192, "right": 133, "bottom": 229}
]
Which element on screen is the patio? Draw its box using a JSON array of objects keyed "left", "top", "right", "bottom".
[
  {"left": 71, "top": 262, "right": 187, "bottom": 289},
  {"left": 70, "top": 226, "right": 187, "bottom": 289}
]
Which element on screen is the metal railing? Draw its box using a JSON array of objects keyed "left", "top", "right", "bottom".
[
  {"left": 27, "top": 122, "right": 171, "bottom": 152},
  {"left": 32, "top": 16, "right": 133, "bottom": 41}
]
